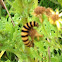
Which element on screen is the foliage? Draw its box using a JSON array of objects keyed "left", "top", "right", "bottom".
[
  {"left": 58, "top": 0, "right": 62, "bottom": 6},
  {"left": 39, "top": 0, "right": 62, "bottom": 10},
  {"left": 0, "top": 0, "right": 62, "bottom": 62}
]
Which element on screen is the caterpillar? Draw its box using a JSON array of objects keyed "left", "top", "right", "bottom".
[{"left": 21, "top": 21, "right": 38, "bottom": 47}]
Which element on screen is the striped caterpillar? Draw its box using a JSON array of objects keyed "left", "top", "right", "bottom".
[{"left": 21, "top": 21, "right": 42, "bottom": 47}]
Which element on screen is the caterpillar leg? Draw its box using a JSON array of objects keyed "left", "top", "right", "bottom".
[
  {"left": 29, "top": 28, "right": 43, "bottom": 41},
  {"left": 35, "top": 32, "right": 43, "bottom": 40}
]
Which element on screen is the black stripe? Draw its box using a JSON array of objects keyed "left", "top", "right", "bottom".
[
  {"left": 23, "top": 26, "right": 29, "bottom": 30},
  {"left": 25, "top": 41, "right": 30, "bottom": 45},
  {"left": 27, "top": 43, "right": 32, "bottom": 47},
  {"left": 30, "top": 22, "right": 32, "bottom": 27},
  {"left": 27, "top": 42, "right": 32, "bottom": 47},
  {"left": 23, "top": 39, "right": 28, "bottom": 42},
  {"left": 26, "top": 23, "right": 31, "bottom": 29},
  {"left": 27, "top": 43, "right": 34, "bottom": 47},
  {"left": 21, "top": 30, "right": 28, "bottom": 32},
  {"left": 21, "top": 35, "right": 28, "bottom": 37},
  {"left": 34, "top": 21, "right": 35, "bottom": 26}
]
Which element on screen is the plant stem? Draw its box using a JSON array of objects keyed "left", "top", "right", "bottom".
[
  {"left": 0, "top": 5, "right": 1, "bottom": 18},
  {"left": 34, "top": 0, "right": 38, "bottom": 8},
  {"left": 42, "top": 23, "right": 51, "bottom": 62},
  {"left": 42, "top": 23, "right": 50, "bottom": 42},
  {"left": 47, "top": 42, "right": 51, "bottom": 62},
  {"left": 1, "top": 0, "right": 15, "bottom": 26}
]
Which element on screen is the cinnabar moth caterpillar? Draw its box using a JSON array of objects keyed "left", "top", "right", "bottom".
[{"left": 21, "top": 21, "right": 38, "bottom": 47}]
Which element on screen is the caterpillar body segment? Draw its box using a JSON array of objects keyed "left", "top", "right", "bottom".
[{"left": 21, "top": 21, "right": 38, "bottom": 47}]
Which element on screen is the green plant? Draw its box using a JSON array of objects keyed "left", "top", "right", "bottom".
[{"left": 0, "top": 0, "right": 62, "bottom": 62}]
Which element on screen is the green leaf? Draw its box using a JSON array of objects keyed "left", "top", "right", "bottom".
[
  {"left": 5, "top": 60, "right": 11, "bottom": 62},
  {"left": 58, "top": 0, "right": 62, "bottom": 6},
  {"left": 51, "top": 57, "right": 59, "bottom": 62}
]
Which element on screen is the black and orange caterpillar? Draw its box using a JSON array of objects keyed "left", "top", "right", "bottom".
[{"left": 21, "top": 21, "right": 42, "bottom": 47}]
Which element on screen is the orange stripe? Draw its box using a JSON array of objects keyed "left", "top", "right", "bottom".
[
  {"left": 24, "top": 24, "right": 29, "bottom": 29},
  {"left": 32, "top": 21, "right": 34, "bottom": 26},
  {"left": 35, "top": 22, "right": 37, "bottom": 26},
  {"left": 22, "top": 37, "right": 28, "bottom": 40},
  {"left": 23, "top": 40, "right": 29, "bottom": 44},
  {"left": 22, "top": 27, "right": 28, "bottom": 31},
  {"left": 21, "top": 32, "right": 28, "bottom": 36},
  {"left": 26, "top": 42, "right": 31, "bottom": 46},
  {"left": 28, "top": 22, "right": 31, "bottom": 27}
]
